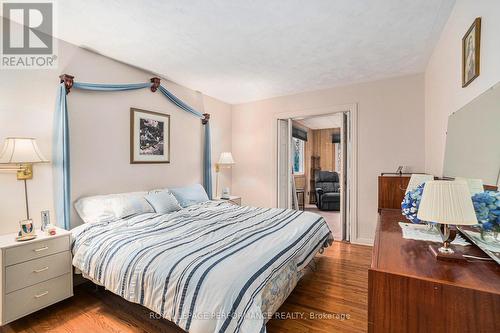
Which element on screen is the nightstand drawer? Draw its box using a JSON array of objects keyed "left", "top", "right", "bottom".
[
  {"left": 4, "top": 273, "right": 72, "bottom": 324},
  {"left": 5, "top": 251, "right": 71, "bottom": 293},
  {"left": 4, "top": 236, "right": 69, "bottom": 266}
]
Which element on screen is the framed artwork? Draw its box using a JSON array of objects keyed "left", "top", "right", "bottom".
[
  {"left": 130, "top": 108, "right": 170, "bottom": 164},
  {"left": 462, "top": 17, "right": 481, "bottom": 88}
]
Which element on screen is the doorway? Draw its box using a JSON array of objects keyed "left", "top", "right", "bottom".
[{"left": 277, "top": 110, "right": 354, "bottom": 242}]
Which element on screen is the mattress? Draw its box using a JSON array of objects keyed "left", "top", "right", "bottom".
[{"left": 71, "top": 201, "right": 333, "bottom": 333}]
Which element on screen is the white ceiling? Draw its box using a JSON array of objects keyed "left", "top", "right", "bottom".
[
  {"left": 296, "top": 113, "right": 342, "bottom": 130},
  {"left": 56, "top": 0, "right": 455, "bottom": 104}
]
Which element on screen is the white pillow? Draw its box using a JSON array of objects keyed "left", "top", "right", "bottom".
[
  {"left": 144, "top": 190, "right": 182, "bottom": 214},
  {"left": 112, "top": 192, "right": 155, "bottom": 219},
  {"left": 170, "top": 184, "right": 210, "bottom": 208},
  {"left": 74, "top": 191, "right": 154, "bottom": 223},
  {"left": 74, "top": 195, "right": 116, "bottom": 224}
]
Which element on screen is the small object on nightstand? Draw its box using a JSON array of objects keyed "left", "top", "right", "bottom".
[
  {"left": 41, "top": 210, "right": 50, "bottom": 231},
  {"left": 15, "top": 233, "right": 37, "bottom": 241},
  {"left": 221, "top": 187, "right": 231, "bottom": 199},
  {"left": 17, "top": 219, "right": 36, "bottom": 241},
  {"left": 45, "top": 224, "right": 57, "bottom": 236}
]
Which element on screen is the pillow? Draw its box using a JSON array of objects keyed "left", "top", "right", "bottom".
[
  {"left": 170, "top": 184, "right": 209, "bottom": 208},
  {"left": 74, "top": 191, "right": 154, "bottom": 223},
  {"left": 74, "top": 195, "right": 116, "bottom": 224},
  {"left": 111, "top": 192, "right": 155, "bottom": 219},
  {"left": 144, "top": 190, "right": 182, "bottom": 214}
]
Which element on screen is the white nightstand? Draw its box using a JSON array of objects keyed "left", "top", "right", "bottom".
[
  {"left": 0, "top": 227, "right": 73, "bottom": 325},
  {"left": 217, "top": 196, "right": 242, "bottom": 206}
]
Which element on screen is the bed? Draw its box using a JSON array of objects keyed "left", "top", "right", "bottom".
[{"left": 71, "top": 200, "right": 333, "bottom": 333}]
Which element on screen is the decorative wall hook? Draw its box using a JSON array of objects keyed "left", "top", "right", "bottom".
[
  {"left": 59, "top": 74, "right": 74, "bottom": 94},
  {"left": 202, "top": 113, "right": 210, "bottom": 125},
  {"left": 150, "top": 77, "right": 161, "bottom": 92}
]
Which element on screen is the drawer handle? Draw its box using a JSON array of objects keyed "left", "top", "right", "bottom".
[
  {"left": 33, "top": 267, "right": 49, "bottom": 273},
  {"left": 34, "top": 291, "right": 49, "bottom": 298},
  {"left": 34, "top": 246, "right": 49, "bottom": 252}
]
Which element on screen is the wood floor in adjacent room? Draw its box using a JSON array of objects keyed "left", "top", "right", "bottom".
[{"left": 2, "top": 242, "right": 372, "bottom": 333}]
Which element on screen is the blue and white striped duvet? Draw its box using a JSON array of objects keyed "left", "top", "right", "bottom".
[{"left": 71, "top": 201, "right": 333, "bottom": 333}]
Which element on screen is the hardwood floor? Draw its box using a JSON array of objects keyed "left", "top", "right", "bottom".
[
  {"left": 268, "top": 242, "right": 371, "bottom": 333},
  {"left": 1, "top": 242, "right": 372, "bottom": 333}
]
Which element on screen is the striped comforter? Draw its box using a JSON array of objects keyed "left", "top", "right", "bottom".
[{"left": 71, "top": 201, "right": 333, "bottom": 333}]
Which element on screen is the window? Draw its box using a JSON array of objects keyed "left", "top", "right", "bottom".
[{"left": 292, "top": 137, "right": 305, "bottom": 174}]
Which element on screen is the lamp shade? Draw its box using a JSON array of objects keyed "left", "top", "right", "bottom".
[
  {"left": 218, "top": 152, "right": 235, "bottom": 165},
  {"left": 454, "top": 177, "right": 484, "bottom": 195},
  {"left": 0, "top": 137, "right": 48, "bottom": 164},
  {"left": 417, "top": 181, "right": 477, "bottom": 225},
  {"left": 405, "top": 173, "right": 434, "bottom": 194}
]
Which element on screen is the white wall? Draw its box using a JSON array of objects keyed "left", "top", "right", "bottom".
[
  {"left": 425, "top": 0, "right": 500, "bottom": 176},
  {"left": 5, "top": 0, "right": 496, "bottom": 240},
  {"left": 231, "top": 74, "right": 425, "bottom": 244},
  {"left": 0, "top": 39, "right": 232, "bottom": 233}
]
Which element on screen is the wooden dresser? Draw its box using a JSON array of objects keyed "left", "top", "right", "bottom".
[
  {"left": 378, "top": 175, "right": 410, "bottom": 212},
  {"left": 369, "top": 209, "right": 500, "bottom": 333}
]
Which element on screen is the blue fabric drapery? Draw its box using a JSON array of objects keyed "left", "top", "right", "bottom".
[
  {"left": 73, "top": 82, "right": 151, "bottom": 91},
  {"left": 203, "top": 122, "right": 212, "bottom": 198},
  {"left": 158, "top": 85, "right": 203, "bottom": 118},
  {"left": 158, "top": 85, "right": 212, "bottom": 199},
  {"left": 53, "top": 80, "right": 212, "bottom": 230},
  {"left": 53, "top": 84, "right": 71, "bottom": 231}
]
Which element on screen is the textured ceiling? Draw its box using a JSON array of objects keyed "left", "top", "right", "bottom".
[{"left": 56, "top": 0, "right": 455, "bottom": 104}]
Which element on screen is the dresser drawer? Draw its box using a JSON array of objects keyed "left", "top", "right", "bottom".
[
  {"left": 4, "top": 273, "right": 72, "bottom": 324},
  {"left": 4, "top": 236, "right": 69, "bottom": 266},
  {"left": 5, "top": 251, "right": 71, "bottom": 293}
]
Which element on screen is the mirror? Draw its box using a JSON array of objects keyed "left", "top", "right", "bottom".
[
  {"left": 445, "top": 82, "right": 500, "bottom": 265},
  {"left": 443, "top": 82, "right": 500, "bottom": 186}
]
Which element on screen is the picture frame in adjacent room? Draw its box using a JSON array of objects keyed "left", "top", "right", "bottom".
[
  {"left": 462, "top": 17, "right": 481, "bottom": 88},
  {"left": 130, "top": 108, "right": 170, "bottom": 164}
]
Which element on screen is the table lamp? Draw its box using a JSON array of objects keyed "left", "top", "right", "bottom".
[
  {"left": 0, "top": 137, "right": 49, "bottom": 226},
  {"left": 216, "top": 152, "right": 235, "bottom": 199},
  {"left": 417, "top": 180, "right": 477, "bottom": 261},
  {"left": 454, "top": 177, "right": 484, "bottom": 195}
]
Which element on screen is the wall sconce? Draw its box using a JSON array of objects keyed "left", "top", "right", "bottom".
[
  {"left": 216, "top": 152, "right": 235, "bottom": 199},
  {"left": 0, "top": 137, "right": 49, "bottom": 224}
]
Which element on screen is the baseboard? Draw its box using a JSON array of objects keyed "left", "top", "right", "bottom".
[{"left": 351, "top": 237, "right": 374, "bottom": 246}]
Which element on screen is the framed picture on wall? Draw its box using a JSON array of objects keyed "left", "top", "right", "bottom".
[
  {"left": 462, "top": 17, "right": 481, "bottom": 88},
  {"left": 130, "top": 108, "right": 170, "bottom": 163}
]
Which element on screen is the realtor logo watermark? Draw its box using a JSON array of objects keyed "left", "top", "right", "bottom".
[{"left": 1, "top": 0, "right": 57, "bottom": 69}]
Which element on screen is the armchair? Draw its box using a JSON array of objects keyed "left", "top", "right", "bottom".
[{"left": 315, "top": 171, "right": 341, "bottom": 211}]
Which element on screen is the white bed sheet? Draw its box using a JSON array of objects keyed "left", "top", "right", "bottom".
[{"left": 71, "top": 201, "right": 333, "bottom": 333}]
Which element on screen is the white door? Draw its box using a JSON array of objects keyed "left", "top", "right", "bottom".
[{"left": 277, "top": 119, "right": 292, "bottom": 209}]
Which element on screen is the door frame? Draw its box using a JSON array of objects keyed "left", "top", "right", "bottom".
[
  {"left": 275, "top": 103, "right": 361, "bottom": 245},
  {"left": 277, "top": 118, "right": 292, "bottom": 209}
]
